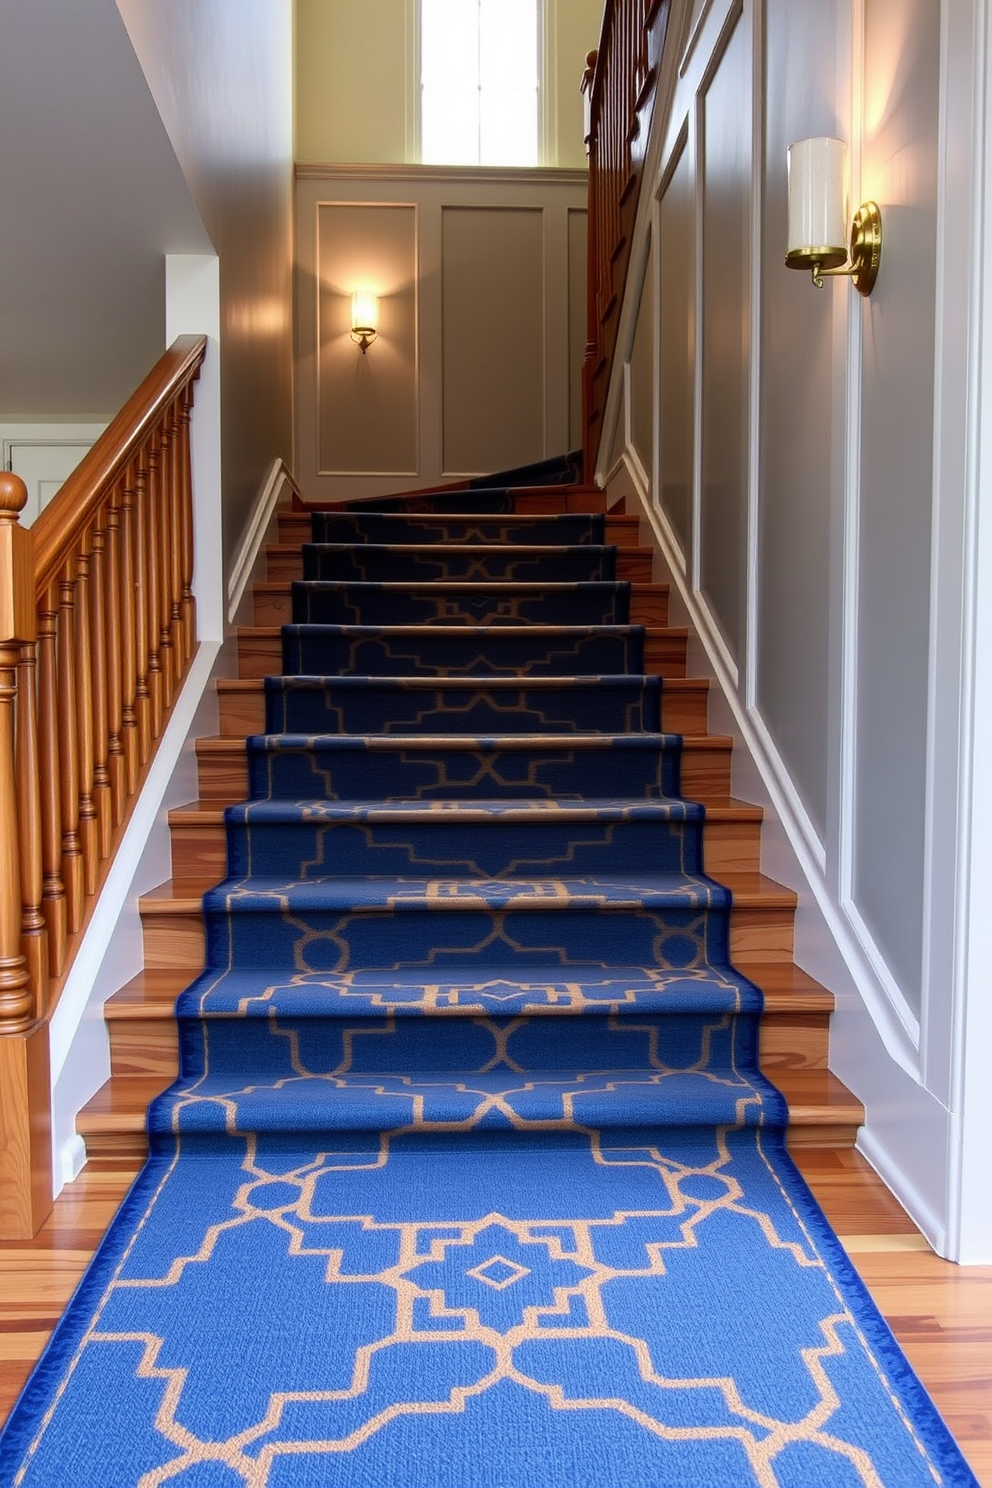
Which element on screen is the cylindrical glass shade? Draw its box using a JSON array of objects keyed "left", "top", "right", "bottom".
[
  {"left": 351, "top": 290, "right": 379, "bottom": 334},
  {"left": 786, "top": 137, "right": 848, "bottom": 269}
]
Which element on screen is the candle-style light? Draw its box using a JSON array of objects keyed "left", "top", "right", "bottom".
[{"left": 785, "top": 137, "right": 881, "bottom": 296}]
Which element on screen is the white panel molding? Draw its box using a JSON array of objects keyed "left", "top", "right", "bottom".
[
  {"left": 690, "top": 93, "right": 704, "bottom": 596},
  {"left": 227, "top": 457, "right": 299, "bottom": 623},
  {"left": 940, "top": 0, "right": 992, "bottom": 1262},
  {"left": 630, "top": 472, "right": 924, "bottom": 1076},
  {"left": 743, "top": 0, "right": 763, "bottom": 712}
]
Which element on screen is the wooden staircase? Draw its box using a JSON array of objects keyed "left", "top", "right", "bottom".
[{"left": 77, "top": 486, "right": 863, "bottom": 1161}]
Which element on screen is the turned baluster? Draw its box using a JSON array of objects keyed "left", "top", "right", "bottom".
[
  {"left": 115, "top": 465, "right": 138, "bottom": 797},
  {"left": 89, "top": 511, "right": 112, "bottom": 856},
  {"left": 144, "top": 434, "right": 163, "bottom": 740},
  {"left": 17, "top": 640, "right": 47, "bottom": 1016},
  {"left": 74, "top": 541, "right": 98, "bottom": 895},
  {"left": 37, "top": 585, "right": 66, "bottom": 974},
  {"left": 57, "top": 558, "right": 83, "bottom": 934},
  {"left": 0, "top": 474, "right": 34, "bottom": 1031},
  {"left": 155, "top": 420, "right": 176, "bottom": 711},
  {"left": 104, "top": 483, "right": 126, "bottom": 819},
  {"left": 166, "top": 399, "right": 185, "bottom": 678},
  {"left": 178, "top": 385, "right": 196, "bottom": 663}
]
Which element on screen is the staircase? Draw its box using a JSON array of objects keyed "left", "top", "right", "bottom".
[{"left": 77, "top": 479, "right": 861, "bottom": 1161}]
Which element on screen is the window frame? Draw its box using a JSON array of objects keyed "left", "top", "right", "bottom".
[{"left": 413, "top": 0, "right": 548, "bottom": 168}]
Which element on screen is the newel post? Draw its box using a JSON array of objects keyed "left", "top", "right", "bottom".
[{"left": 0, "top": 473, "right": 52, "bottom": 1239}]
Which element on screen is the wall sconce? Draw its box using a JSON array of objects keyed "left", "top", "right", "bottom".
[
  {"left": 350, "top": 290, "right": 379, "bottom": 353},
  {"left": 785, "top": 138, "right": 881, "bottom": 297}
]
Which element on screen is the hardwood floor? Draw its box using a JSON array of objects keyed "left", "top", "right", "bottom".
[{"left": 1, "top": 1149, "right": 989, "bottom": 1483}]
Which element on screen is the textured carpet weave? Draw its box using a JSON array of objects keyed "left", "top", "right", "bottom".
[{"left": 0, "top": 479, "right": 978, "bottom": 1488}]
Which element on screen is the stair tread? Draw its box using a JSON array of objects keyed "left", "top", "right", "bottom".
[
  {"left": 140, "top": 870, "right": 796, "bottom": 910},
  {"left": 77, "top": 1066, "right": 861, "bottom": 1132},
  {"left": 169, "top": 795, "right": 762, "bottom": 824},
  {"left": 217, "top": 675, "right": 710, "bottom": 694},
  {"left": 198, "top": 731, "right": 732, "bottom": 750},
  {"left": 107, "top": 960, "right": 833, "bottom": 1017}
]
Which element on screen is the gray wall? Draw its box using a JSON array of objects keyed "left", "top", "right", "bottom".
[
  {"left": 619, "top": 0, "right": 939, "bottom": 1023},
  {"left": 114, "top": 0, "right": 295, "bottom": 574},
  {"left": 0, "top": 0, "right": 294, "bottom": 577},
  {"left": 601, "top": 0, "right": 992, "bottom": 1253},
  {"left": 0, "top": 0, "right": 209, "bottom": 416}
]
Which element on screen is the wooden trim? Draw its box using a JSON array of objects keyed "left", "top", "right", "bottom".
[{"left": 32, "top": 337, "right": 206, "bottom": 596}]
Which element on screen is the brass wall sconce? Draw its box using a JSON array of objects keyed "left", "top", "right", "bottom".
[
  {"left": 350, "top": 290, "right": 379, "bottom": 353},
  {"left": 785, "top": 137, "right": 881, "bottom": 297}
]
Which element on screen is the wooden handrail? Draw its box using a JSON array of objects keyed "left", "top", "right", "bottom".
[
  {"left": 33, "top": 336, "right": 206, "bottom": 592},
  {"left": 582, "top": 0, "right": 672, "bottom": 482},
  {"left": 0, "top": 335, "right": 206, "bottom": 1239}
]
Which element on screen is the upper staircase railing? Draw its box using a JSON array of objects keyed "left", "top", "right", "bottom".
[
  {"left": 0, "top": 334, "right": 206, "bottom": 1237},
  {"left": 581, "top": 0, "right": 672, "bottom": 483}
]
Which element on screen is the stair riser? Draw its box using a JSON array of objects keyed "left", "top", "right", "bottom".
[
  {"left": 267, "top": 548, "right": 653, "bottom": 584},
  {"left": 244, "top": 740, "right": 683, "bottom": 803},
  {"left": 195, "top": 739, "right": 732, "bottom": 802},
  {"left": 177, "top": 1010, "right": 759, "bottom": 1080},
  {"left": 141, "top": 901, "right": 793, "bottom": 970},
  {"left": 291, "top": 581, "right": 633, "bottom": 628},
  {"left": 263, "top": 678, "right": 662, "bottom": 736},
  {"left": 222, "top": 814, "right": 706, "bottom": 880},
  {"left": 301, "top": 545, "right": 620, "bottom": 584},
  {"left": 283, "top": 513, "right": 637, "bottom": 545},
  {"left": 169, "top": 814, "right": 760, "bottom": 881},
  {"left": 250, "top": 588, "right": 671, "bottom": 628},
  {"left": 276, "top": 627, "right": 671, "bottom": 679},
  {"left": 198, "top": 899, "right": 789, "bottom": 973},
  {"left": 103, "top": 1006, "right": 829, "bottom": 1082},
  {"left": 217, "top": 684, "right": 710, "bottom": 737}
]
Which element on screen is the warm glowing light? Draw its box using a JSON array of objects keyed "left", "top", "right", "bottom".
[
  {"left": 787, "top": 138, "right": 848, "bottom": 261},
  {"left": 350, "top": 291, "right": 379, "bottom": 352}
]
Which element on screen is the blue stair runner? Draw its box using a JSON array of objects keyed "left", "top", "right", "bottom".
[{"left": 1, "top": 482, "right": 978, "bottom": 1488}]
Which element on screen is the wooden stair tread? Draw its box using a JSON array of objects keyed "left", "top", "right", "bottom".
[
  {"left": 215, "top": 675, "right": 709, "bottom": 694},
  {"left": 249, "top": 581, "right": 672, "bottom": 599},
  {"left": 104, "top": 963, "right": 833, "bottom": 1020},
  {"left": 167, "top": 796, "right": 763, "bottom": 825},
  {"left": 139, "top": 869, "right": 794, "bottom": 905},
  {"left": 194, "top": 730, "right": 731, "bottom": 752},
  {"left": 77, "top": 1067, "right": 861, "bottom": 1137}
]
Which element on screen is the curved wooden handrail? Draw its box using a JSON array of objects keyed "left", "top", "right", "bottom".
[{"left": 34, "top": 335, "right": 206, "bottom": 594}]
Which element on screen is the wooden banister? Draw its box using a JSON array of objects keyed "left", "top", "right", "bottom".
[
  {"left": 582, "top": 0, "right": 672, "bottom": 483},
  {"left": 0, "top": 334, "right": 207, "bottom": 1239}
]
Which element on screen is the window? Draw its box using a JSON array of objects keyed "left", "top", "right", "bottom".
[{"left": 420, "top": 0, "right": 541, "bottom": 167}]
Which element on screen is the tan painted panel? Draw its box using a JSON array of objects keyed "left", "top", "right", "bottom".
[
  {"left": 567, "top": 208, "right": 587, "bottom": 451},
  {"left": 317, "top": 203, "right": 418, "bottom": 475},
  {"left": 441, "top": 207, "right": 545, "bottom": 475}
]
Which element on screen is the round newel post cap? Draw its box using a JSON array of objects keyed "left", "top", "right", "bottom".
[{"left": 0, "top": 473, "right": 28, "bottom": 518}]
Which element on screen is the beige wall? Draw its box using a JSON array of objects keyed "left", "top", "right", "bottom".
[{"left": 294, "top": 0, "right": 604, "bottom": 168}]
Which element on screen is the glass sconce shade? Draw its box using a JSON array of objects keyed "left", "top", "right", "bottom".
[
  {"left": 786, "top": 137, "right": 848, "bottom": 271},
  {"left": 350, "top": 291, "right": 379, "bottom": 352}
]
